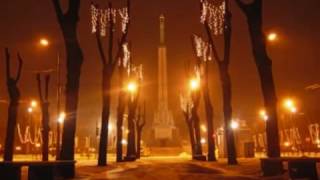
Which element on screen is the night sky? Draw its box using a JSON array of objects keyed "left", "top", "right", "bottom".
[{"left": 0, "top": 0, "right": 319, "bottom": 141}]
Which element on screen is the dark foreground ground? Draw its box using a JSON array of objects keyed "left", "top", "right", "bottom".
[{"left": 74, "top": 157, "right": 298, "bottom": 180}]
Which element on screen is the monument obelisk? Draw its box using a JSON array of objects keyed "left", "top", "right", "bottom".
[{"left": 153, "top": 14, "right": 175, "bottom": 145}]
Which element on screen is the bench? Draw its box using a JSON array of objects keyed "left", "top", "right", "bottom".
[
  {"left": 260, "top": 157, "right": 320, "bottom": 180},
  {"left": 0, "top": 160, "right": 76, "bottom": 180}
]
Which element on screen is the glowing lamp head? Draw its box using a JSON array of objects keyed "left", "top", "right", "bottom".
[
  {"left": 31, "top": 100, "right": 37, "bottom": 108},
  {"left": 35, "top": 143, "right": 41, "bottom": 148},
  {"left": 259, "top": 109, "right": 269, "bottom": 121},
  {"left": 200, "top": 138, "right": 206, "bottom": 144},
  {"left": 189, "top": 78, "right": 200, "bottom": 91},
  {"left": 39, "top": 38, "right": 49, "bottom": 47},
  {"left": 127, "top": 81, "right": 138, "bottom": 93},
  {"left": 284, "top": 99, "right": 294, "bottom": 109},
  {"left": 28, "top": 107, "right": 33, "bottom": 113},
  {"left": 121, "top": 139, "right": 128, "bottom": 145},
  {"left": 284, "top": 141, "right": 290, "bottom": 147},
  {"left": 267, "top": 32, "right": 277, "bottom": 42},
  {"left": 58, "top": 112, "right": 66, "bottom": 124},
  {"left": 230, "top": 120, "right": 239, "bottom": 130}
]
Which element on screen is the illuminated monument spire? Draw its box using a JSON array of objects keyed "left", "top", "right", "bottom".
[{"left": 153, "top": 14, "right": 175, "bottom": 144}]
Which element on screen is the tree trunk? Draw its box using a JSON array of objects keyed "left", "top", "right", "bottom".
[
  {"left": 191, "top": 93, "right": 203, "bottom": 156},
  {"left": 116, "top": 67, "right": 126, "bottom": 162},
  {"left": 235, "top": 0, "right": 280, "bottom": 158},
  {"left": 219, "top": 64, "right": 237, "bottom": 165},
  {"left": 125, "top": 100, "right": 137, "bottom": 160},
  {"left": 4, "top": 48, "right": 22, "bottom": 161},
  {"left": 98, "top": 69, "right": 112, "bottom": 166},
  {"left": 4, "top": 102, "right": 19, "bottom": 161},
  {"left": 184, "top": 114, "right": 195, "bottom": 156},
  {"left": 203, "top": 85, "right": 216, "bottom": 161},
  {"left": 37, "top": 74, "right": 51, "bottom": 161},
  {"left": 42, "top": 103, "right": 50, "bottom": 161},
  {"left": 52, "top": 0, "right": 83, "bottom": 164},
  {"left": 136, "top": 130, "right": 142, "bottom": 159}
]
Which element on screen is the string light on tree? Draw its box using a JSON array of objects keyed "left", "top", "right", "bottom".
[{"left": 200, "top": 0, "right": 226, "bottom": 36}]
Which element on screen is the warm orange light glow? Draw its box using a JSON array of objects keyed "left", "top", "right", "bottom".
[
  {"left": 284, "top": 141, "right": 290, "bottom": 147},
  {"left": 259, "top": 109, "right": 269, "bottom": 121},
  {"left": 39, "top": 38, "right": 49, "bottom": 47},
  {"left": 230, "top": 120, "right": 239, "bottom": 130},
  {"left": 127, "top": 81, "right": 138, "bottom": 93},
  {"left": 31, "top": 100, "right": 37, "bottom": 108},
  {"left": 267, "top": 32, "right": 278, "bottom": 42},
  {"left": 15, "top": 146, "right": 22, "bottom": 151},
  {"left": 189, "top": 78, "right": 200, "bottom": 91},
  {"left": 58, "top": 112, "right": 66, "bottom": 124},
  {"left": 201, "top": 124, "right": 207, "bottom": 132},
  {"left": 35, "top": 143, "right": 41, "bottom": 148},
  {"left": 28, "top": 107, "right": 33, "bottom": 113}
]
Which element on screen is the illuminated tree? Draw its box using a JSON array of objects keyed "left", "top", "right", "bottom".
[
  {"left": 91, "top": 0, "right": 130, "bottom": 166},
  {"left": 235, "top": 0, "right": 280, "bottom": 158},
  {"left": 192, "top": 35, "right": 216, "bottom": 161},
  {"left": 3, "top": 48, "right": 23, "bottom": 161},
  {"left": 36, "top": 73, "right": 51, "bottom": 161},
  {"left": 125, "top": 64, "right": 143, "bottom": 161},
  {"left": 199, "top": 0, "right": 237, "bottom": 164},
  {"left": 51, "top": 1, "right": 83, "bottom": 171}
]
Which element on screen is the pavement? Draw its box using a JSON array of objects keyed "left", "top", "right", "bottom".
[{"left": 74, "top": 157, "right": 286, "bottom": 180}]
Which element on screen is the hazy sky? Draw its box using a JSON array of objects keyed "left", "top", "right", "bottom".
[{"left": 0, "top": 0, "right": 319, "bottom": 140}]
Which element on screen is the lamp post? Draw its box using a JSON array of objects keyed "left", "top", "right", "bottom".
[{"left": 39, "top": 38, "right": 62, "bottom": 158}]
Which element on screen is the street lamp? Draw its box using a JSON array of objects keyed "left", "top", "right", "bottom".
[
  {"left": 189, "top": 78, "right": 200, "bottom": 91},
  {"left": 39, "top": 37, "right": 63, "bottom": 159},
  {"left": 39, "top": 38, "right": 49, "bottom": 47},
  {"left": 267, "top": 32, "right": 278, "bottom": 42},
  {"left": 30, "top": 100, "right": 38, "bottom": 108},
  {"left": 259, "top": 109, "right": 269, "bottom": 121},
  {"left": 230, "top": 120, "right": 239, "bottom": 130},
  {"left": 127, "top": 81, "right": 138, "bottom": 94},
  {"left": 28, "top": 107, "right": 33, "bottom": 113},
  {"left": 58, "top": 112, "right": 66, "bottom": 124}
]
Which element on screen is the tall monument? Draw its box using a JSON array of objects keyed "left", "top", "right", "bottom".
[{"left": 153, "top": 14, "right": 175, "bottom": 144}]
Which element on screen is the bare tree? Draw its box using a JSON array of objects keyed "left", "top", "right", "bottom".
[
  {"left": 190, "top": 86, "right": 204, "bottom": 159},
  {"left": 182, "top": 103, "right": 196, "bottom": 157},
  {"left": 3, "top": 48, "right": 23, "bottom": 161},
  {"left": 136, "top": 102, "right": 146, "bottom": 159},
  {"left": 51, "top": 0, "right": 83, "bottom": 165},
  {"left": 36, "top": 73, "right": 51, "bottom": 161},
  {"left": 125, "top": 82, "right": 140, "bottom": 161},
  {"left": 116, "top": 61, "right": 126, "bottom": 162},
  {"left": 192, "top": 35, "right": 217, "bottom": 161},
  {"left": 235, "top": 0, "right": 280, "bottom": 158},
  {"left": 92, "top": 0, "right": 131, "bottom": 166},
  {"left": 200, "top": 0, "right": 237, "bottom": 164}
]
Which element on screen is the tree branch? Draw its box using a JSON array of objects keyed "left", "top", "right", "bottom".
[
  {"left": 37, "top": 73, "right": 44, "bottom": 103},
  {"left": 67, "top": 0, "right": 81, "bottom": 20},
  {"left": 45, "top": 75, "right": 50, "bottom": 100},
  {"left": 15, "top": 53, "right": 23, "bottom": 83},
  {"left": 51, "top": 0, "right": 64, "bottom": 21},
  {"left": 4, "top": 48, "right": 10, "bottom": 80},
  {"left": 223, "top": 0, "right": 232, "bottom": 65},
  {"left": 96, "top": 31, "right": 107, "bottom": 65},
  {"left": 112, "top": 0, "right": 131, "bottom": 68}
]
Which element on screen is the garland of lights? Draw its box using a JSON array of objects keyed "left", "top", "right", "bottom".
[
  {"left": 91, "top": 4, "right": 128, "bottom": 37},
  {"left": 193, "top": 35, "right": 212, "bottom": 62},
  {"left": 17, "top": 123, "right": 42, "bottom": 145},
  {"left": 200, "top": 0, "right": 225, "bottom": 36},
  {"left": 309, "top": 123, "right": 320, "bottom": 145}
]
